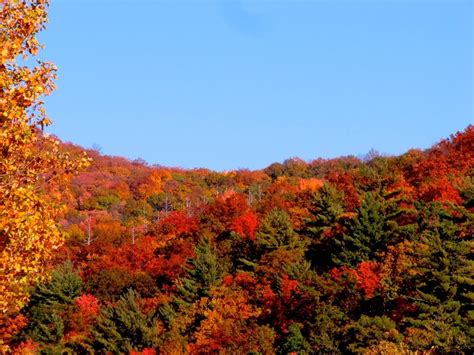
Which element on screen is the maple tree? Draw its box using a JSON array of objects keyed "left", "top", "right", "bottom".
[{"left": 0, "top": 1, "right": 89, "bottom": 347}]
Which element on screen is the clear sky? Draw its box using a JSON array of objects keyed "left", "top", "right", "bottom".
[{"left": 40, "top": 0, "right": 473, "bottom": 171}]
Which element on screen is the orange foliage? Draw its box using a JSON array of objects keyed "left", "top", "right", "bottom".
[
  {"left": 298, "top": 178, "right": 324, "bottom": 192},
  {"left": 230, "top": 211, "right": 259, "bottom": 240},
  {"left": 356, "top": 261, "right": 382, "bottom": 298},
  {"left": 156, "top": 211, "right": 199, "bottom": 238},
  {"left": 0, "top": 314, "right": 28, "bottom": 345},
  {"left": 130, "top": 348, "right": 157, "bottom": 355},
  {"left": 75, "top": 294, "right": 100, "bottom": 319},
  {"left": 12, "top": 339, "right": 39, "bottom": 355},
  {"left": 191, "top": 287, "right": 263, "bottom": 353},
  {"left": 280, "top": 274, "right": 299, "bottom": 300},
  {"left": 330, "top": 261, "right": 382, "bottom": 298},
  {"left": 327, "top": 172, "right": 360, "bottom": 210}
]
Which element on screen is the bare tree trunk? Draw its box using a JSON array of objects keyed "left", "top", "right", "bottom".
[
  {"left": 186, "top": 197, "right": 191, "bottom": 217},
  {"left": 165, "top": 193, "right": 169, "bottom": 217},
  {"left": 87, "top": 215, "right": 91, "bottom": 245},
  {"left": 143, "top": 205, "right": 148, "bottom": 234},
  {"left": 85, "top": 214, "right": 96, "bottom": 246}
]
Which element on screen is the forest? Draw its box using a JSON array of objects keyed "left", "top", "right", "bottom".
[{"left": 1, "top": 1, "right": 473, "bottom": 354}]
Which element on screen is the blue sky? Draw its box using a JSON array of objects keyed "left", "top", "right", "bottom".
[{"left": 40, "top": 0, "right": 473, "bottom": 171}]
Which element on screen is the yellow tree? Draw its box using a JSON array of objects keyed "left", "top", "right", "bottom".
[{"left": 0, "top": 0, "right": 89, "bottom": 343}]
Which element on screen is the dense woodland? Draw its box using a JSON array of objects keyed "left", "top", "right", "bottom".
[
  {"left": 1, "top": 1, "right": 473, "bottom": 354},
  {"left": 2, "top": 125, "right": 474, "bottom": 354}
]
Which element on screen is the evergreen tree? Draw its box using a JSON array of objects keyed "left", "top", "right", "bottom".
[
  {"left": 304, "top": 274, "right": 348, "bottom": 353},
  {"left": 256, "top": 209, "right": 306, "bottom": 252},
  {"left": 19, "top": 262, "right": 82, "bottom": 346},
  {"left": 92, "top": 289, "right": 157, "bottom": 354},
  {"left": 345, "top": 315, "right": 401, "bottom": 353},
  {"left": 278, "top": 261, "right": 349, "bottom": 353},
  {"left": 403, "top": 228, "right": 472, "bottom": 351},
  {"left": 334, "top": 190, "right": 414, "bottom": 267},
  {"left": 229, "top": 209, "right": 304, "bottom": 274},
  {"left": 303, "top": 184, "right": 345, "bottom": 270},
  {"left": 279, "top": 323, "right": 311, "bottom": 354},
  {"left": 174, "top": 238, "right": 225, "bottom": 308},
  {"left": 307, "top": 184, "right": 345, "bottom": 233},
  {"left": 158, "top": 238, "right": 225, "bottom": 338},
  {"left": 308, "top": 302, "right": 346, "bottom": 353}
]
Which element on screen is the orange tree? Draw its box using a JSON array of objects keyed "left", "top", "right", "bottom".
[{"left": 0, "top": 0, "right": 89, "bottom": 344}]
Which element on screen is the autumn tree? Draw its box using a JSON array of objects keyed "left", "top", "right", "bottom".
[
  {"left": 0, "top": 0, "right": 89, "bottom": 339},
  {"left": 190, "top": 286, "right": 275, "bottom": 353}
]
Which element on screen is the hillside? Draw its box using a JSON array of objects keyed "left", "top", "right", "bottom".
[
  {"left": 2, "top": 1, "right": 472, "bottom": 353},
  {"left": 3, "top": 125, "right": 474, "bottom": 353}
]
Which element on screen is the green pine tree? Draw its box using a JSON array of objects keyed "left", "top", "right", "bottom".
[
  {"left": 334, "top": 190, "right": 415, "bottom": 267},
  {"left": 92, "top": 289, "right": 157, "bottom": 354},
  {"left": 174, "top": 238, "right": 225, "bottom": 308},
  {"left": 306, "top": 184, "right": 345, "bottom": 234},
  {"left": 22, "top": 262, "right": 82, "bottom": 341},
  {"left": 303, "top": 184, "right": 345, "bottom": 270},
  {"left": 18, "top": 262, "right": 82, "bottom": 349},
  {"left": 157, "top": 238, "right": 225, "bottom": 338},
  {"left": 279, "top": 323, "right": 311, "bottom": 354},
  {"left": 345, "top": 315, "right": 402, "bottom": 353},
  {"left": 28, "top": 261, "right": 83, "bottom": 308},
  {"left": 256, "top": 209, "right": 307, "bottom": 252},
  {"left": 403, "top": 202, "right": 473, "bottom": 352},
  {"left": 404, "top": 233, "right": 472, "bottom": 351}
]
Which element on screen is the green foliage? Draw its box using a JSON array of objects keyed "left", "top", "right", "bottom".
[
  {"left": 460, "top": 176, "right": 474, "bottom": 208},
  {"left": 174, "top": 238, "right": 225, "bottom": 308},
  {"left": 279, "top": 323, "right": 311, "bottom": 354},
  {"left": 303, "top": 184, "right": 345, "bottom": 269},
  {"left": 158, "top": 238, "right": 226, "bottom": 337},
  {"left": 345, "top": 315, "right": 401, "bottom": 353},
  {"left": 83, "top": 188, "right": 121, "bottom": 211},
  {"left": 256, "top": 209, "right": 306, "bottom": 252},
  {"left": 146, "top": 192, "right": 178, "bottom": 212},
  {"left": 129, "top": 272, "right": 159, "bottom": 298},
  {"left": 91, "top": 289, "right": 157, "bottom": 354},
  {"left": 157, "top": 301, "right": 177, "bottom": 331},
  {"left": 302, "top": 274, "right": 348, "bottom": 353},
  {"left": 244, "top": 209, "right": 309, "bottom": 280},
  {"left": 334, "top": 191, "right": 413, "bottom": 267},
  {"left": 29, "top": 262, "right": 82, "bottom": 307},
  {"left": 308, "top": 302, "right": 346, "bottom": 353},
  {"left": 123, "top": 198, "right": 154, "bottom": 221},
  {"left": 20, "top": 262, "right": 82, "bottom": 345},
  {"left": 403, "top": 225, "right": 472, "bottom": 352},
  {"left": 309, "top": 184, "right": 345, "bottom": 229},
  {"left": 357, "top": 155, "right": 394, "bottom": 190},
  {"left": 147, "top": 193, "right": 164, "bottom": 211}
]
